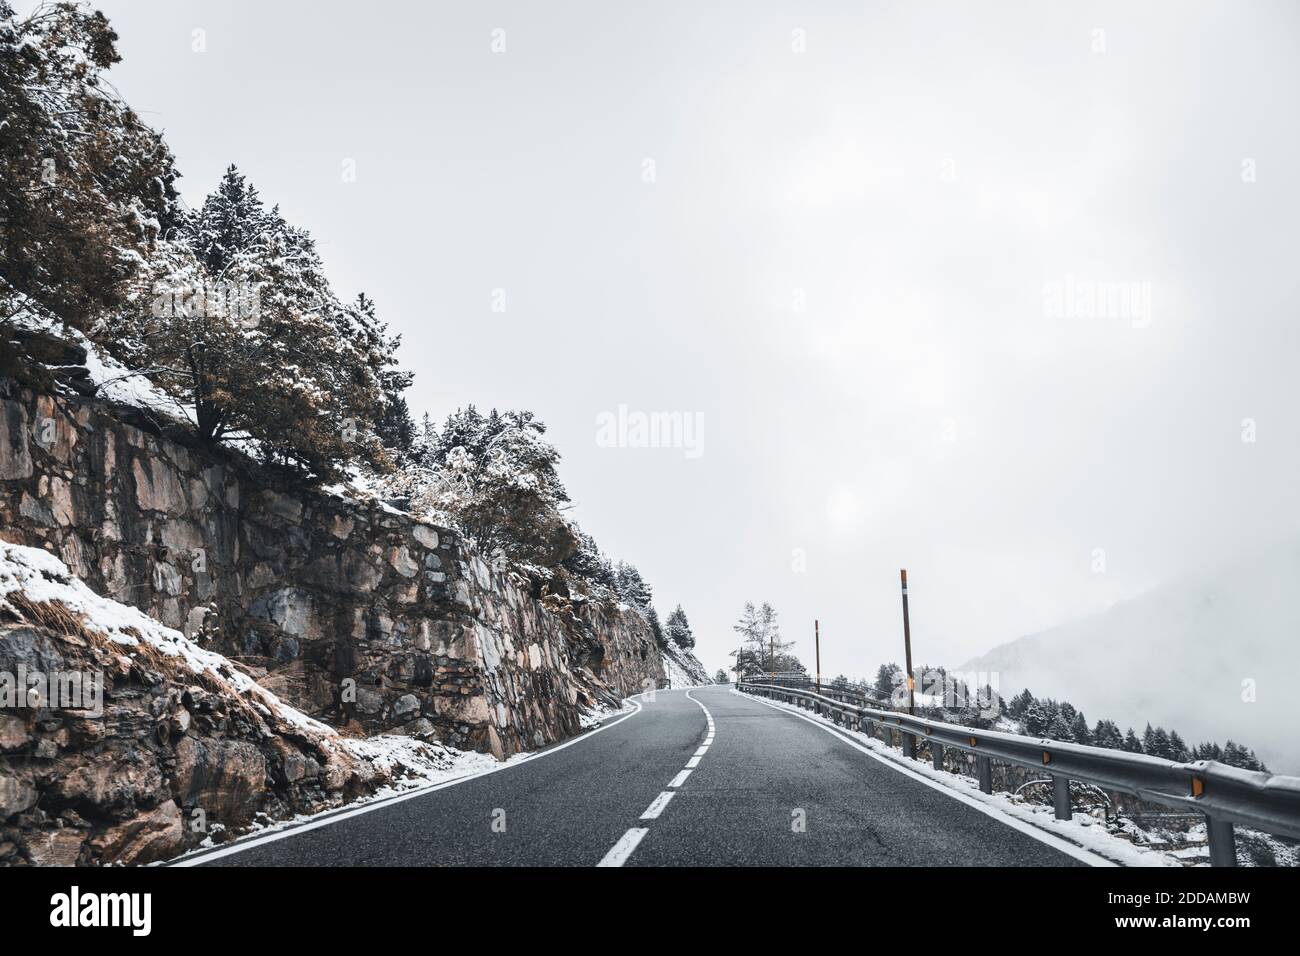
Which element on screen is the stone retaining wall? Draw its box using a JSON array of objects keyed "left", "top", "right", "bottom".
[{"left": 0, "top": 384, "right": 664, "bottom": 757}]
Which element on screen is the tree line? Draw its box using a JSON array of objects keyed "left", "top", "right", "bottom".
[
  {"left": 861, "top": 663, "right": 1268, "bottom": 773},
  {"left": 724, "top": 591, "right": 1267, "bottom": 773}
]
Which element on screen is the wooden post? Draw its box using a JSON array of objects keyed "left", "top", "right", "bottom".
[
  {"left": 900, "top": 570, "right": 915, "bottom": 716},
  {"left": 815, "top": 619, "right": 821, "bottom": 695},
  {"left": 900, "top": 569, "right": 917, "bottom": 759}
]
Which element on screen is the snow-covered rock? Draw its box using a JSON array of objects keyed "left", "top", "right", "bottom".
[{"left": 0, "top": 542, "right": 492, "bottom": 866}]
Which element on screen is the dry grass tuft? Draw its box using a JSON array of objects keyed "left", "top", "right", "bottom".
[{"left": 5, "top": 592, "right": 91, "bottom": 637}]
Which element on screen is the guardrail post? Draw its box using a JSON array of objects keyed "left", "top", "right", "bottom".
[
  {"left": 1052, "top": 776, "right": 1072, "bottom": 820},
  {"left": 902, "top": 732, "right": 915, "bottom": 759},
  {"left": 1207, "top": 817, "right": 1237, "bottom": 867},
  {"left": 977, "top": 756, "right": 992, "bottom": 794},
  {"left": 932, "top": 742, "right": 944, "bottom": 771}
]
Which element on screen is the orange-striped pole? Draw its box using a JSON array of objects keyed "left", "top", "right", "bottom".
[
  {"left": 815, "top": 619, "right": 821, "bottom": 694},
  {"left": 900, "top": 570, "right": 915, "bottom": 716}
]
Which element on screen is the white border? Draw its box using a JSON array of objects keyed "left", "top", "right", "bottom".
[{"left": 741, "top": 690, "right": 1118, "bottom": 867}]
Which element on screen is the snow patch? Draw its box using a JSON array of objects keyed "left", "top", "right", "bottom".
[{"left": 737, "top": 688, "right": 1187, "bottom": 868}]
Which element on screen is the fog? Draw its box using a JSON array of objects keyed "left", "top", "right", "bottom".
[{"left": 79, "top": 2, "right": 1300, "bottom": 737}]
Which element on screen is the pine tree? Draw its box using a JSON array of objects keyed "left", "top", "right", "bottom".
[
  {"left": 1023, "top": 699, "right": 1051, "bottom": 736},
  {"left": 1167, "top": 730, "right": 1190, "bottom": 762},
  {"left": 714, "top": 669, "right": 729, "bottom": 684},
  {"left": 1193, "top": 742, "right": 1223, "bottom": 762},
  {"left": 562, "top": 529, "right": 617, "bottom": 589},
  {"left": 410, "top": 405, "right": 576, "bottom": 565},
  {"left": 1047, "top": 712, "right": 1075, "bottom": 742},
  {"left": 408, "top": 411, "right": 437, "bottom": 464},
  {"left": 1122, "top": 727, "right": 1144, "bottom": 753},
  {"left": 102, "top": 167, "right": 401, "bottom": 478},
  {"left": 1092, "top": 720, "right": 1124, "bottom": 750},
  {"left": 613, "top": 562, "right": 653, "bottom": 612},
  {"left": 352, "top": 293, "right": 414, "bottom": 457},
  {"left": 1153, "top": 728, "right": 1173, "bottom": 759},
  {"left": 1218, "top": 741, "right": 1267, "bottom": 772},
  {"left": 377, "top": 391, "right": 416, "bottom": 457},
  {"left": 645, "top": 606, "right": 666, "bottom": 648},
  {"left": 186, "top": 165, "right": 272, "bottom": 276},
  {"left": 1070, "top": 711, "right": 1091, "bottom": 745},
  {"left": 1, "top": 1, "right": 181, "bottom": 329},
  {"left": 874, "top": 663, "right": 902, "bottom": 700},
  {"left": 1008, "top": 689, "right": 1035, "bottom": 719},
  {"left": 665, "top": 605, "right": 694, "bottom": 648}
]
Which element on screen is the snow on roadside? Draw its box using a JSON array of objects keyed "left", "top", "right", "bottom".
[
  {"left": 0, "top": 541, "right": 328, "bottom": 736},
  {"left": 171, "top": 741, "right": 518, "bottom": 863},
  {"left": 579, "top": 698, "right": 626, "bottom": 730},
  {"left": 735, "top": 688, "right": 1186, "bottom": 868},
  {"left": 175, "top": 699, "right": 638, "bottom": 863},
  {"left": 0, "top": 542, "right": 510, "bottom": 843},
  {"left": 2, "top": 542, "right": 655, "bottom": 862},
  {"left": 661, "top": 641, "right": 711, "bottom": 688},
  {"left": 661, "top": 650, "right": 700, "bottom": 688}
]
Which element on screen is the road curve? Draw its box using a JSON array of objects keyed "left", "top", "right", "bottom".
[{"left": 190, "top": 686, "right": 1087, "bottom": 867}]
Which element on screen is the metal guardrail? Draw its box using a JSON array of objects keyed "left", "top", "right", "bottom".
[
  {"left": 738, "top": 681, "right": 1300, "bottom": 866},
  {"left": 744, "top": 672, "right": 890, "bottom": 709}
]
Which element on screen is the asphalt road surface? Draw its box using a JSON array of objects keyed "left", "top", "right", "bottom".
[{"left": 188, "top": 686, "right": 1089, "bottom": 867}]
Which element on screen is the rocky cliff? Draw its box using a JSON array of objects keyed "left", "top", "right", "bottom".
[
  {"left": 0, "top": 382, "right": 664, "bottom": 760},
  {"left": 0, "top": 541, "right": 501, "bottom": 865}
]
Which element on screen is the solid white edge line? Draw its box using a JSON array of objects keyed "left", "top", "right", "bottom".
[
  {"left": 597, "top": 828, "right": 649, "bottom": 867},
  {"left": 739, "top": 691, "right": 1118, "bottom": 868},
  {"left": 171, "top": 693, "right": 649, "bottom": 867},
  {"left": 640, "top": 791, "right": 676, "bottom": 820},
  {"left": 668, "top": 769, "right": 692, "bottom": 788}
]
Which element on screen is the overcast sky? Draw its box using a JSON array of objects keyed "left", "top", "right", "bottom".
[{"left": 73, "top": 0, "right": 1300, "bottom": 680}]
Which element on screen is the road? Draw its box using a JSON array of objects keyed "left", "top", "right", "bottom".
[{"left": 188, "top": 686, "right": 1089, "bottom": 867}]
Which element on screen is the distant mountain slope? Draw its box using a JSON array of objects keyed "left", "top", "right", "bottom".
[{"left": 960, "top": 539, "right": 1300, "bottom": 774}]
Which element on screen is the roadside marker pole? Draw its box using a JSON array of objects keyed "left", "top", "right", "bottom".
[
  {"left": 900, "top": 569, "right": 917, "bottom": 759},
  {"left": 815, "top": 619, "right": 821, "bottom": 695}
]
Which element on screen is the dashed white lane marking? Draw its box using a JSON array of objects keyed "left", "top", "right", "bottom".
[
  {"left": 596, "top": 688, "right": 717, "bottom": 867},
  {"left": 596, "top": 827, "right": 649, "bottom": 867},
  {"left": 640, "top": 791, "right": 676, "bottom": 820}
]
